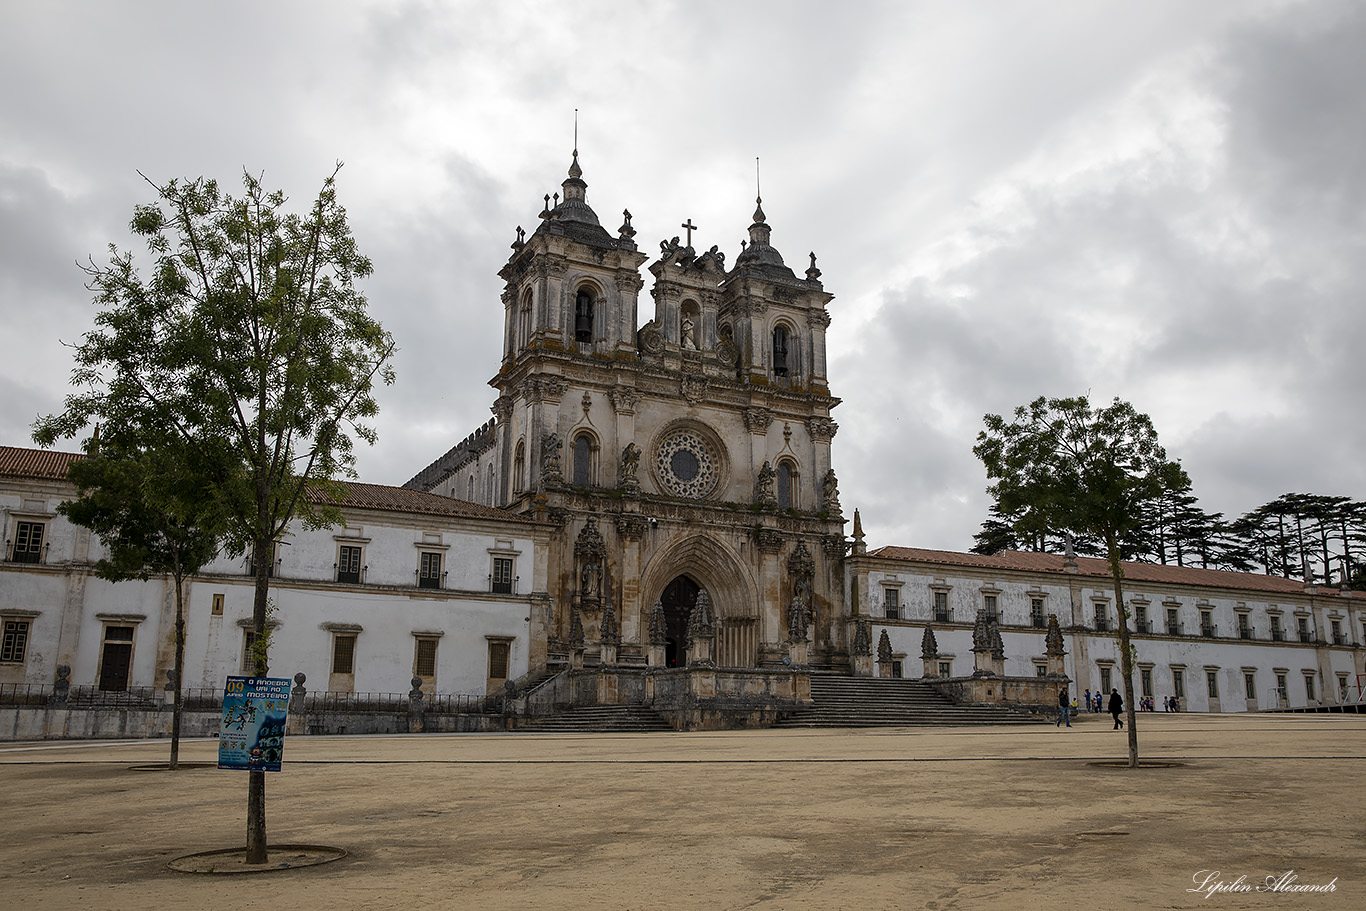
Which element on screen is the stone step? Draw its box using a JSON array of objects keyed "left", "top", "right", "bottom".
[
  {"left": 516, "top": 704, "right": 673, "bottom": 733},
  {"left": 779, "top": 675, "right": 1048, "bottom": 728}
]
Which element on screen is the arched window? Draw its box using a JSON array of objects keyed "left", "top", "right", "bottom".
[
  {"left": 574, "top": 288, "right": 595, "bottom": 343},
  {"left": 513, "top": 440, "right": 525, "bottom": 492},
  {"left": 773, "top": 324, "right": 792, "bottom": 376},
  {"left": 467, "top": 475, "right": 475, "bottom": 500},
  {"left": 518, "top": 290, "right": 533, "bottom": 350},
  {"left": 486, "top": 464, "right": 496, "bottom": 505},
  {"left": 572, "top": 434, "right": 594, "bottom": 487},
  {"left": 777, "top": 460, "right": 797, "bottom": 509}
]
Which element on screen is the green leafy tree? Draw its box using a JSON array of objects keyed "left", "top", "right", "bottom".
[
  {"left": 974, "top": 395, "right": 1179, "bottom": 768},
  {"left": 58, "top": 432, "right": 226, "bottom": 769},
  {"left": 35, "top": 165, "right": 395, "bottom": 864}
]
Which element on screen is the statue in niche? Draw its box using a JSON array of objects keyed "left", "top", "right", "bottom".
[
  {"left": 580, "top": 560, "right": 601, "bottom": 599},
  {"left": 681, "top": 316, "right": 697, "bottom": 350},
  {"left": 788, "top": 576, "right": 812, "bottom": 642},
  {"left": 619, "top": 442, "right": 641, "bottom": 487},
  {"left": 755, "top": 460, "right": 776, "bottom": 506},
  {"left": 822, "top": 468, "right": 841, "bottom": 514},
  {"left": 541, "top": 432, "right": 562, "bottom": 481}
]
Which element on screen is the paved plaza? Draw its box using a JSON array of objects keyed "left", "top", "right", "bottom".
[{"left": 2, "top": 712, "right": 1363, "bottom": 910}]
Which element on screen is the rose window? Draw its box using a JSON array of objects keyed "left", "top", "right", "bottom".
[{"left": 654, "top": 430, "right": 718, "bottom": 498}]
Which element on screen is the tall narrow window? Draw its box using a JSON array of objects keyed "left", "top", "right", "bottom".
[
  {"left": 574, "top": 288, "right": 594, "bottom": 343},
  {"left": 1270, "top": 615, "right": 1283, "bottom": 641},
  {"left": 513, "top": 441, "right": 525, "bottom": 492},
  {"left": 1099, "top": 666, "right": 1112, "bottom": 692},
  {"left": 418, "top": 552, "right": 443, "bottom": 589},
  {"left": 486, "top": 465, "right": 496, "bottom": 506},
  {"left": 1172, "top": 669, "right": 1185, "bottom": 699},
  {"left": 883, "top": 587, "right": 900, "bottom": 621},
  {"left": 1206, "top": 670, "right": 1219, "bottom": 699},
  {"left": 1031, "top": 598, "right": 1045, "bottom": 628},
  {"left": 414, "top": 638, "right": 438, "bottom": 685},
  {"left": 1245, "top": 673, "right": 1257, "bottom": 700},
  {"left": 933, "top": 591, "right": 950, "bottom": 623},
  {"left": 336, "top": 545, "right": 362, "bottom": 584},
  {"left": 572, "top": 435, "right": 593, "bottom": 487},
  {"left": 1094, "top": 603, "right": 1108, "bottom": 632},
  {"left": 984, "top": 595, "right": 998, "bottom": 622},
  {"left": 488, "top": 640, "right": 511, "bottom": 680},
  {"left": 241, "top": 630, "right": 258, "bottom": 673},
  {"left": 332, "top": 634, "right": 357, "bottom": 675},
  {"left": 1298, "top": 617, "right": 1310, "bottom": 643},
  {"left": 11, "top": 521, "right": 45, "bottom": 564},
  {"left": 1141, "top": 668, "right": 1153, "bottom": 698},
  {"left": 772, "top": 325, "right": 790, "bottom": 376},
  {"left": 776, "top": 461, "right": 795, "bottom": 509},
  {"left": 1304, "top": 674, "right": 1316, "bottom": 701},
  {"left": 519, "top": 292, "right": 533, "bottom": 349},
  {"left": 491, "top": 556, "right": 514, "bottom": 594}
]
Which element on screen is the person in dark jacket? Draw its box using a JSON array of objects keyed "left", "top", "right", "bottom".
[
  {"left": 1109, "top": 688, "right": 1124, "bottom": 729},
  {"left": 1057, "top": 688, "right": 1071, "bottom": 728}
]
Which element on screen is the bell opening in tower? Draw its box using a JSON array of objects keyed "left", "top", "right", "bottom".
[{"left": 575, "top": 288, "right": 594, "bottom": 343}]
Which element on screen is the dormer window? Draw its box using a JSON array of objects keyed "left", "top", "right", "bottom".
[
  {"left": 575, "top": 288, "right": 595, "bottom": 343},
  {"left": 772, "top": 325, "right": 790, "bottom": 376}
]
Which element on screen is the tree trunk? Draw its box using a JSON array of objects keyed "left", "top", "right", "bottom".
[
  {"left": 1107, "top": 532, "right": 1139, "bottom": 768},
  {"left": 246, "top": 532, "right": 272, "bottom": 864},
  {"left": 170, "top": 561, "right": 186, "bottom": 771}
]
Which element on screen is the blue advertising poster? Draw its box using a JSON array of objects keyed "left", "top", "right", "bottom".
[{"left": 217, "top": 676, "right": 291, "bottom": 771}]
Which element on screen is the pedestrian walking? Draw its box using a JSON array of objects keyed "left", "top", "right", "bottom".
[
  {"left": 1109, "top": 687, "right": 1124, "bottom": 729},
  {"left": 1083, "top": 689, "right": 1092, "bottom": 712},
  {"left": 1057, "top": 688, "right": 1072, "bottom": 727}
]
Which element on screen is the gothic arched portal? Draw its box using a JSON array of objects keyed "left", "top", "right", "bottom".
[{"left": 659, "top": 575, "right": 699, "bottom": 668}]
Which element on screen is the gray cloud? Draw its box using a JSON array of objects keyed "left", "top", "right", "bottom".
[{"left": 2, "top": 0, "right": 1359, "bottom": 553}]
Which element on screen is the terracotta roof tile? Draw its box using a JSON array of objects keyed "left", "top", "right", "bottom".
[
  {"left": 0, "top": 445, "right": 84, "bottom": 480},
  {"left": 1, "top": 445, "right": 534, "bottom": 526},
  {"left": 307, "top": 480, "right": 540, "bottom": 525},
  {"left": 869, "top": 545, "right": 1365, "bottom": 600}
]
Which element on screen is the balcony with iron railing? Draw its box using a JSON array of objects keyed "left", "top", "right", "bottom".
[
  {"left": 1166, "top": 621, "right": 1185, "bottom": 636},
  {"left": 1239, "top": 626, "right": 1256, "bottom": 641},
  {"left": 1201, "top": 622, "right": 1218, "bottom": 639}
]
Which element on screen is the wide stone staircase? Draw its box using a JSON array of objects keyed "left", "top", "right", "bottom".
[
  {"left": 514, "top": 704, "right": 674, "bottom": 733},
  {"left": 774, "top": 676, "right": 1048, "bottom": 728}
]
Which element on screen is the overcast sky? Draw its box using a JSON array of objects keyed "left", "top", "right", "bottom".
[{"left": 2, "top": 1, "right": 1362, "bottom": 552}]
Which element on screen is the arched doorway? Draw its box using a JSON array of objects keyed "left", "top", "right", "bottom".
[{"left": 659, "top": 575, "right": 699, "bottom": 668}]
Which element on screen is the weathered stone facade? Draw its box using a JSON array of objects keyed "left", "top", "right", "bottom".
[{"left": 413, "top": 151, "right": 848, "bottom": 698}]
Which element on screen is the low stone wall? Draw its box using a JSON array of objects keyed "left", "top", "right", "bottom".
[
  {"left": 0, "top": 704, "right": 507, "bottom": 741},
  {"left": 927, "top": 674, "right": 1065, "bottom": 714}
]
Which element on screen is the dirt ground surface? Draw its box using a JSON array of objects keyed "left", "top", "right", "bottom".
[{"left": 2, "top": 711, "right": 1363, "bottom": 910}]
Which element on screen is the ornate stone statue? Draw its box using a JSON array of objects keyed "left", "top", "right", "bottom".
[
  {"left": 755, "top": 460, "right": 776, "bottom": 507},
  {"left": 580, "top": 560, "right": 600, "bottom": 598},
  {"left": 821, "top": 468, "right": 841, "bottom": 515},
  {"left": 787, "top": 576, "right": 812, "bottom": 643},
  {"left": 540, "top": 431, "right": 562, "bottom": 483},
  {"left": 681, "top": 316, "right": 697, "bottom": 350},
  {"left": 619, "top": 442, "right": 641, "bottom": 491}
]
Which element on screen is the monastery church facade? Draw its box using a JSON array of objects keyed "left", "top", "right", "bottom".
[{"left": 408, "top": 150, "right": 850, "bottom": 683}]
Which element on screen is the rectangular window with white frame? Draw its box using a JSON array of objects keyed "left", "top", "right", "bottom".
[
  {"left": 1099, "top": 666, "right": 1112, "bottom": 693},
  {"left": 883, "top": 586, "right": 900, "bottom": 620},
  {"left": 1, "top": 618, "right": 32, "bottom": 663},
  {"left": 932, "top": 590, "right": 950, "bottom": 623},
  {"left": 336, "top": 544, "right": 363, "bottom": 584},
  {"left": 1206, "top": 670, "right": 1219, "bottom": 699},
  {"left": 418, "top": 552, "right": 443, "bottom": 589},
  {"left": 491, "top": 556, "right": 515, "bottom": 594},
  {"left": 9, "top": 520, "right": 47, "bottom": 564},
  {"left": 1030, "top": 598, "right": 1045, "bottom": 628},
  {"left": 1304, "top": 673, "right": 1316, "bottom": 702}
]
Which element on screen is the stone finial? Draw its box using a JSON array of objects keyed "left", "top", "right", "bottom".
[
  {"left": 971, "top": 609, "right": 993, "bottom": 653},
  {"left": 1045, "top": 613, "right": 1065, "bottom": 656},
  {"left": 806, "top": 251, "right": 822, "bottom": 281},
  {"left": 920, "top": 626, "right": 939, "bottom": 662},
  {"left": 618, "top": 209, "right": 635, "bottom": 239},
  {"left": 1063, "top": 533, "right": 1078, "bottom": 574},
  {"left": 989, "top": 617, "right": 1005, "bottom": 661},
  {"left": 600, "top": 596, "right": 620, "bottom": 645},
  {"left": 878, "top": 628, "right": 894, "bottom": 664},
  {"left": 568, "top": 609, "right": 585, "bottom": 648},
  {"left": 686, "top": 590, "right": 714, "bottom": 646},
  {"left": 648, "top": 598, "right": 668, "bottom": 645},
  {"left": 851, "top": 616, "right": 872, "bottom": 656},
  {"left": 851, "top": 508, "right": 866, "bottom": 555}
]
